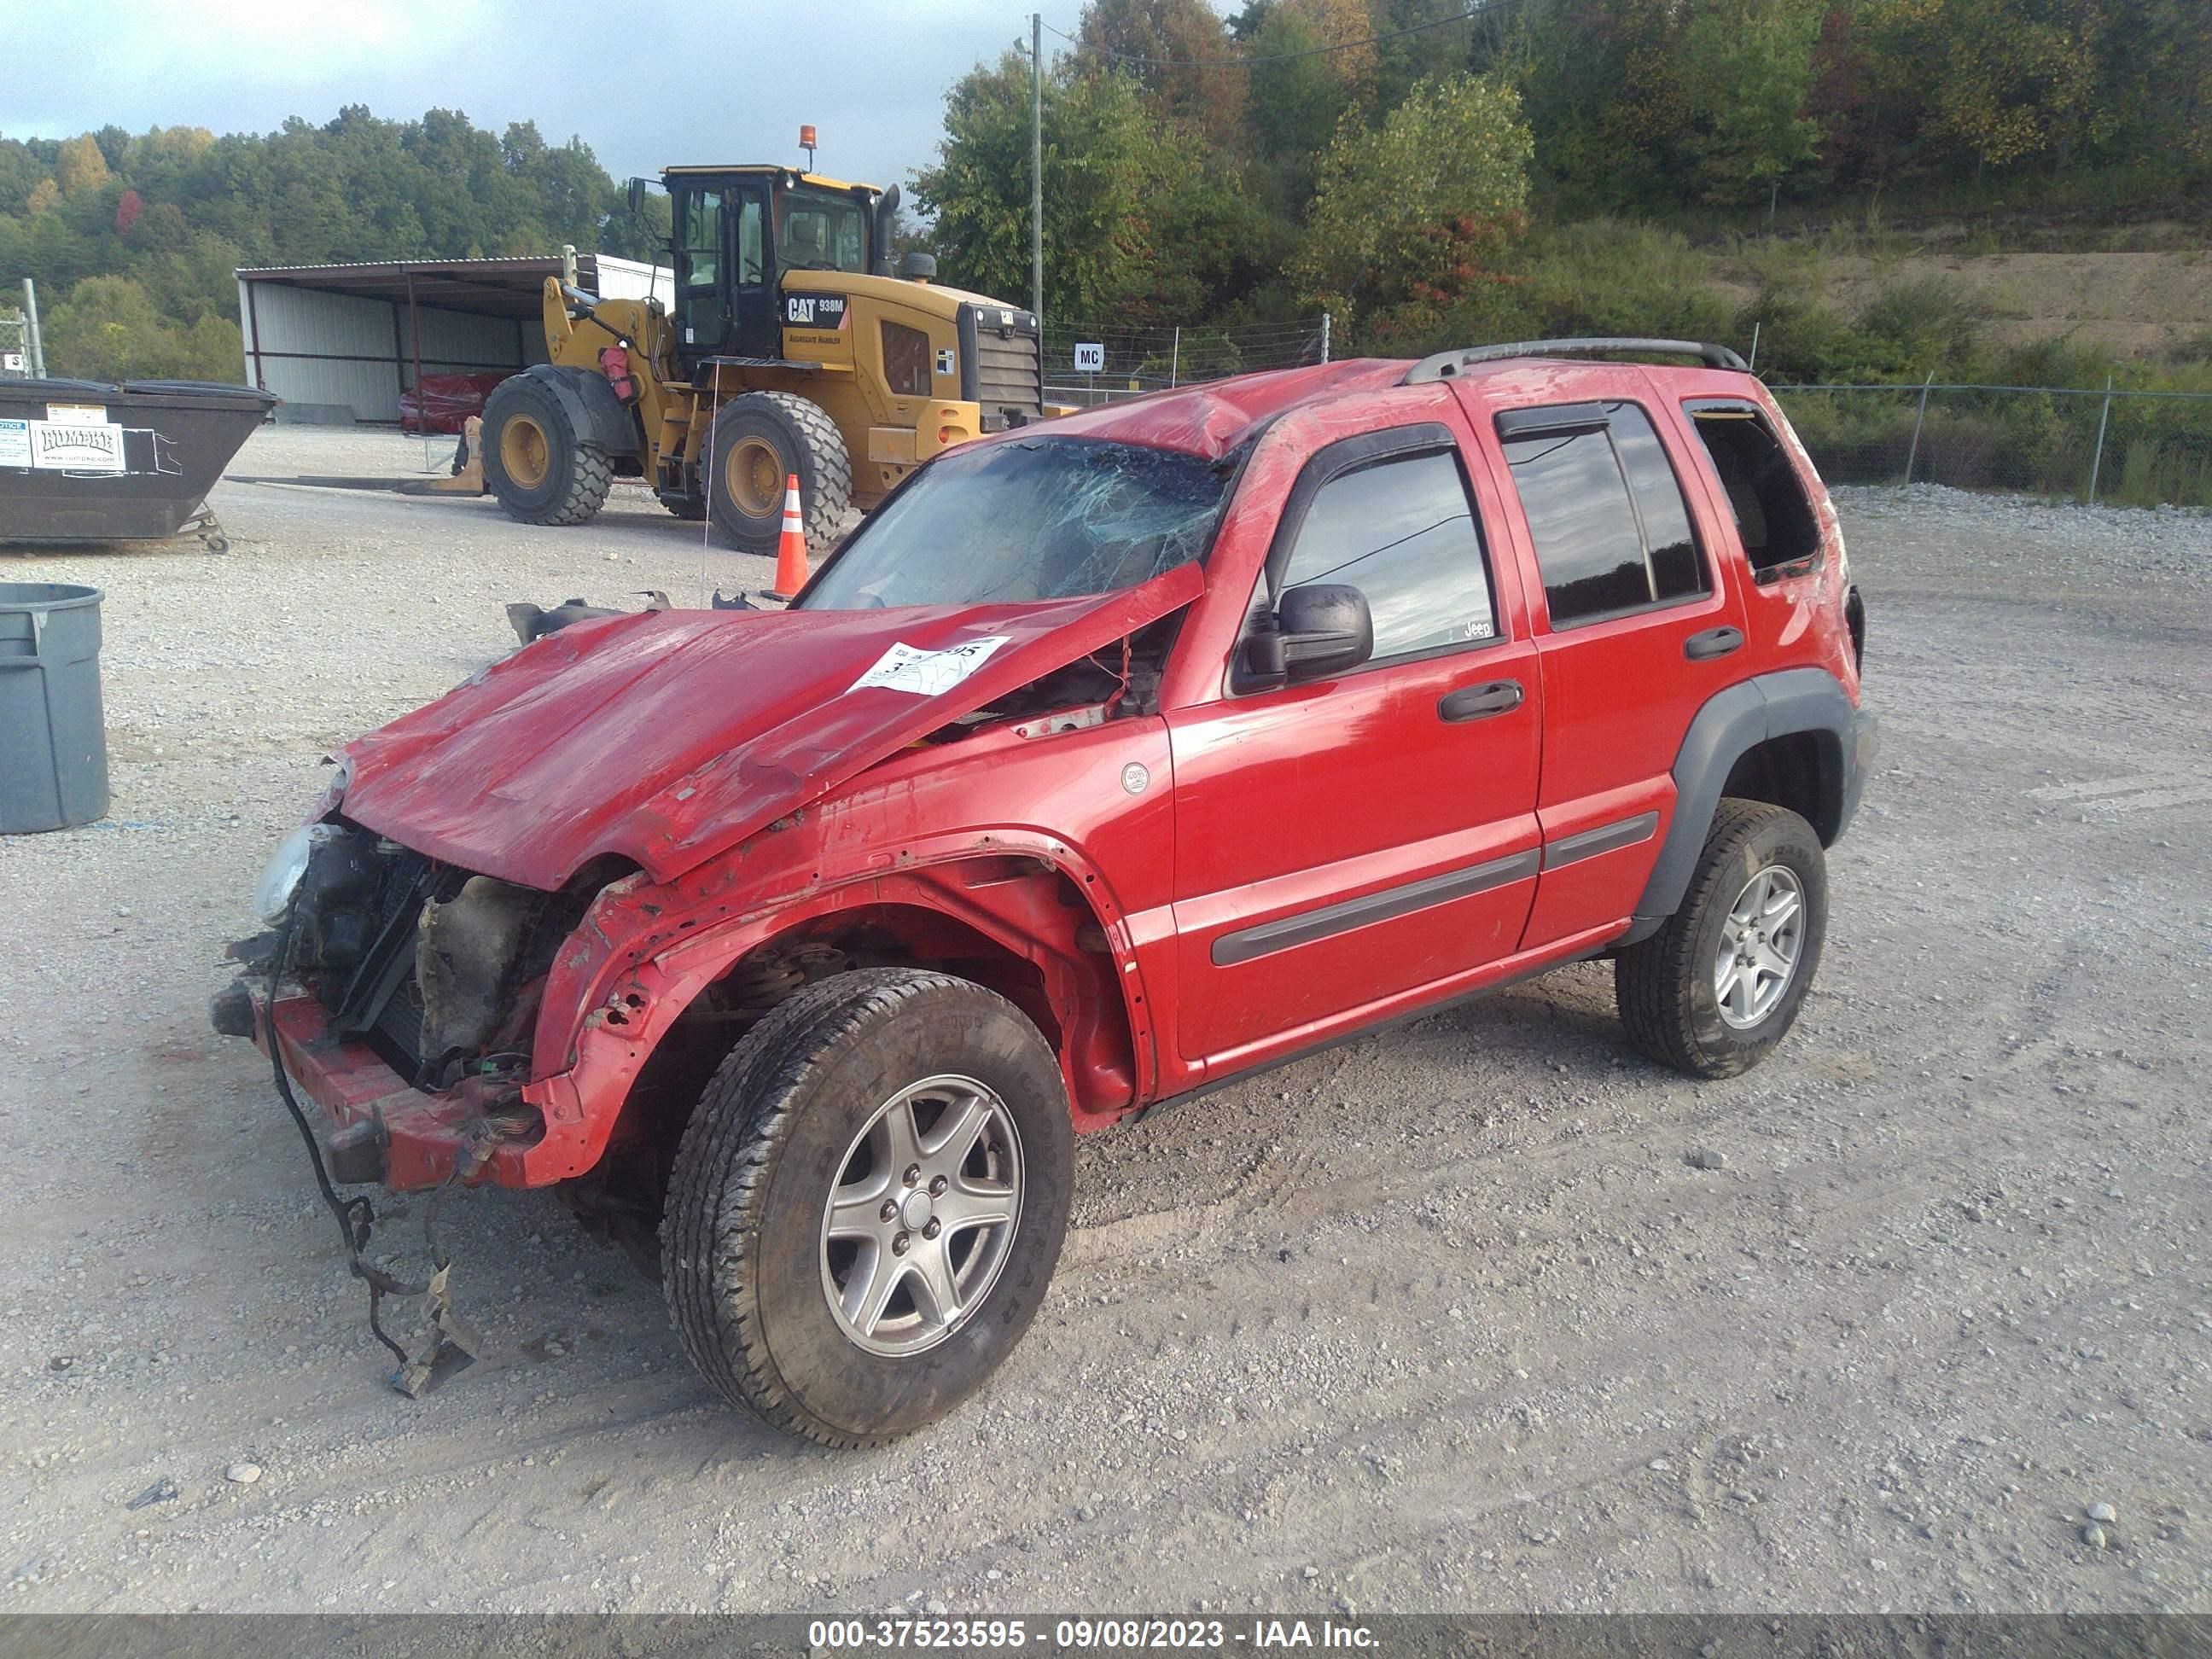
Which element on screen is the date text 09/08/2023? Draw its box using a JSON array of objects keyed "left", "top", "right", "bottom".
[{"left": 806, "top": 1619, "right": 1380, "bottom": 1650}]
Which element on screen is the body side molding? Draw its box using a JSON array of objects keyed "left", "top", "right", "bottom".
[{"left": 1211, "top": 848, "right": 1540, "bottom": 967}]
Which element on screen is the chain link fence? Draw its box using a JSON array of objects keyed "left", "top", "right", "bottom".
[
  {"left": 1033, "top": 335, "right": 2211, "bottom": 512},
  {"left": 0, "top": 310, "right": 32, "bottom": 378},
  {"left": 1041, "top": 316, "right": 1331, "bottom": 407},
  {"left": 1771, "top": 382, "right": 2212, "bottom": 511}
]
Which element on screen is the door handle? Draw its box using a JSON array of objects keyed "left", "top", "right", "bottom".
[
  {"left": 1684, "top": 626, "right": 1744, "bottom": 661},
  {"left": 1438, "top": 679, "right": 1524, "bottom": 723}
]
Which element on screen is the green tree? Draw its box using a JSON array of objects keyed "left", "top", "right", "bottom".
[
  {"left": 140, "top": 230, "right": 248, "bottom": 323},
  {"left": 1294, "top": 73, "right": 1534, "bottom": 341},
  {"left": 914, "top": 50, "right": 1196, "bottom": 324},
  {"left": 1138, "top": 166, "right": 1295, "bottom": 322},
  {"left": 1372, "top": 0, "right": 1500, "bottom": 109},
  {"left": 0, "top": 140, "right": 49, "bottom": 216},
  {"left": 2, "top": 106, "right": 634, "bottom": 358},
  {"left": 1675, "top": 0, "right": 1825, "bottom": 201},
  {"left": 1075, "top": 0, "right": 1249, "bottom": 153},
  {"left": 1864, "top": 0, "right": 2116, "bottom": 171},
  {"left": 1509, "top": 0, "right": 1685, "bottom": 212},
  {"left": 55, "top": 134, "right": 110, "bottom": 199},
  {"left": 44, "top": 274, "right": 242, "bottom": 380},
  {"left": 1243, "top": 3, "right": 1358, "bottom": 212}
]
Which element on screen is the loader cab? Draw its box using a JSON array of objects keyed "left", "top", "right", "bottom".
[{"left": 663, "top": 166, "right": 888, "bottom": 373}]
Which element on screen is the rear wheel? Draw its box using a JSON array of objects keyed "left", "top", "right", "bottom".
[
  {"left": 705, "top": 392, "right": 851, "bottom": 556},
  {"left": 1615, "top": 798, "right": 1827, "bottom": 1079},
  {"left": 661, "top": 969, "right": 1073, "bottom": 1447},
  {"left": 481, "top": 376, "right": 612, "bottom": 527}
]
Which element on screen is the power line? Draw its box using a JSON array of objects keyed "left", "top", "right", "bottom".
[{"left": 1041, "top": 1, "right": 1514, "bottom": 71}]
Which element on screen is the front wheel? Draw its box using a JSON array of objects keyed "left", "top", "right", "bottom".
[
  {"left": 661, "top": 969, "right": 1073, "bottom": 1447},
  {"left": 1615, "top": 798, "right": 1828, "bottom": 1079},
  {"left": 704, "top": 392, "right": 851, "bottom": 556},
  {"left": 481, "top": 376, "right": 612, "bottom": 527}
]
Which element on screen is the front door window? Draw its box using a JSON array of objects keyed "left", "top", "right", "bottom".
[{"left": 675, "top": 188, "right": 725, "bottom": 351}]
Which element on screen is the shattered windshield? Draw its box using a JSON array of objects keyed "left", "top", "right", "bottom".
[{"left": 800, "top": 436, "right": 1237, "bottom": 610}]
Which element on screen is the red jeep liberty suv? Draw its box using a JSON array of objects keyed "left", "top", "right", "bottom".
[{"left": 218, "top": 338, "right": 1875, "bottom": 1446}]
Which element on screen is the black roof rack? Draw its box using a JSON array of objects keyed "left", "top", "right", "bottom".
[{"left": 1401, "top": 337, "right": 1749, "bottom": 384}]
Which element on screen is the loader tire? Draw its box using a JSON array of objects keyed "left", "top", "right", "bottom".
[
  {"left": 481, "top": 377, "right": 612, "bottom": 527},
  {"left": 706, "top": 392, "right": 851, "bottom": 557}
]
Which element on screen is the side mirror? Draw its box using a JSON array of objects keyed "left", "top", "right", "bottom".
[
  {"left": 899, "top": 250, "right": 937, "bottom": 282},
  {"left": 626, "top": 177, "right": 648, "bottom": 218},
  {"left": 874, "top": 183, "right": 903, "bottom": 275},
  {"left": 1243, "top": 583, "right": 1373, "bottom": 686}
]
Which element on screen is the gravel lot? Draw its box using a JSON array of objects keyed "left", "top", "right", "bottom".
[{"left": 2, "top": 428, "right": 2208, "bottom": 1615}]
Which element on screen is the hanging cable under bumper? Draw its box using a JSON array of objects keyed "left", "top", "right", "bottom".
[{"left": 254, "top": 921, "right": 538, "bottom": 1395}]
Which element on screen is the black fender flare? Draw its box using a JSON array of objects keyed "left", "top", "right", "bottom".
[
  {"left": 1627, "top": 667, "right": 1872, "bottom": 938},
  {"left": 508, "top": 364, "right": 640, "bottom": 457}
]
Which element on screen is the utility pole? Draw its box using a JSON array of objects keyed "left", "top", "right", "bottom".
[
  {"left": 1031, "top": 12, "right": 1044, "bottom": 336},
  {"left": 23, "top": 276, "right": 45, "bottom": 379}
]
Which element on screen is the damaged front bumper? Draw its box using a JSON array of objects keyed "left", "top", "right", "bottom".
[{"left": 217, "top": 985, "right": 555, "bottom": 1190}]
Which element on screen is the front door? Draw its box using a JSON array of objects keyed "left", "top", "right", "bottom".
[
  {"left": 672, "top": 183, "right": 773, "bottom": 365},
  {"left": 1166, "top": 420, "right": 1544, "bottom": 1075}
]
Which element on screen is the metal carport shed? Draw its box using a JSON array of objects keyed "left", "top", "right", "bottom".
[{"left": 236, "top": 253, "right": 671, "bottom": 424}]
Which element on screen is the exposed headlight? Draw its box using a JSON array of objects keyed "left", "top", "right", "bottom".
[{"left": 256, "top": 824, "right": 343, "bottom": 927}]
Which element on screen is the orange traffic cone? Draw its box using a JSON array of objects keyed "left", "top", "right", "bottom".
[{"left": 769, "top": 473, "right": 809, "bottom": 600}]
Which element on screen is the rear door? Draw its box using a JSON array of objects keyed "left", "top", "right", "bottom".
[
  {"left": 1166, "top": 413, "right": 1543, "bottom": 1074},
  {"left": 1469, "top": 388, "right": 1746, "bottom": 952}
]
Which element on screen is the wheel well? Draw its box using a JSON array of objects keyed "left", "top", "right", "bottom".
[
  {"left": 570, "top": 883, "right": 1130, "bottom": 1240},
  {"left": 1719, "top": 732, "right": 1843, "bottom": 845}
]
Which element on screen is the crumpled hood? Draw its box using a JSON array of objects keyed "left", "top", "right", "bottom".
[{"left": 335, "top": 562, "right": 1202, "bottom": 889}]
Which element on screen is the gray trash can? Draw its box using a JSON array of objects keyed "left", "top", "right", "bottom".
[{"left": 0, "top": 582, "right": 108, "bottom": 833}]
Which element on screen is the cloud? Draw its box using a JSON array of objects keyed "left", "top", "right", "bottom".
[{"left": 2, "top": 0, "right": 1032, "bottom": 194}]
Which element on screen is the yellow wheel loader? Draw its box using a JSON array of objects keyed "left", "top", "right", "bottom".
[{"left": 480, "top": 166, "right": 1044, "bottom": 554}]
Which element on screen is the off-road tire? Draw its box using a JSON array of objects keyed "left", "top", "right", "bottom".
[
  {"left": 1615, "top": 798, "right": 1827, "bottom": 1080},
  {"left": 661, "top": 969, "right": 1073, "bottom": 1447},
  {"left": 705, "top": 392, "right": 852, "bottom": 557},
  {"left": 481, "top": 376, "right": 613, "bottom": 527}
]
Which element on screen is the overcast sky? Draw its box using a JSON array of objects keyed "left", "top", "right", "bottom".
[{"left": 1, "top": 0, "right": 1130, "bottom": 195}]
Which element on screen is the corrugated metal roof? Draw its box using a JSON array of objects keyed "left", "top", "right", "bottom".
[{"left": 235, "top": 253, "right": 659, "bottom": 318}]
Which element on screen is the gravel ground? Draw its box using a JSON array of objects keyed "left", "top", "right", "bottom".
[{"left": 1, "top": 430, "right": 2208, "bottom": 1615}]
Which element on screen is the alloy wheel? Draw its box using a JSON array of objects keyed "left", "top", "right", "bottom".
[
  {"left": 818, "top": 1074, "right": 1024, "bottom": 1357},
  {"left": 1713, "top": 864, "right": 1806, "bottom": 1028}
]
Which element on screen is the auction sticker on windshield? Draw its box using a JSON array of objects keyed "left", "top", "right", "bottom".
[{"left": 848, "top": 635, "right": 1011, "bottom": 696}]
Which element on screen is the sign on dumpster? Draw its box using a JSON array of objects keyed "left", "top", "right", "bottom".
[{"left": 31, "top": 421, "right": 127, "bottom": 473}]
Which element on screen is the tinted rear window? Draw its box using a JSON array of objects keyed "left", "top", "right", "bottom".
[{"left": 1502, "top": 403, "right": 1708, "bottom": 627}]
